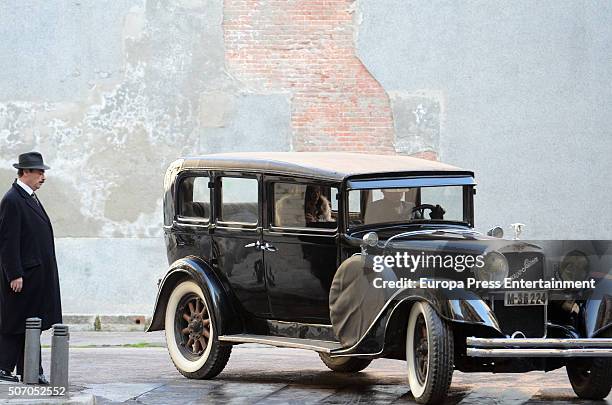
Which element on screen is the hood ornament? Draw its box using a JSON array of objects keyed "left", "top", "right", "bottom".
[{"left": 510, "top": 223, "right": 525, "bottom": 240}]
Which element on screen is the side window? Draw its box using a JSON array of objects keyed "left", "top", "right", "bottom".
[
  {"left": 220, "top": 177, "right": 259, "bottom": 224},
  {"left": 330, "top": 188, "right": 339, "bottom": 212},
  {"left": 178, "top": 176, "right": 210, "bottom": 220},
  {"left": 273, "top": 182, "right": 338, "bottom": 229},
  {"left": 348, "top": 190, "right": 361, "bottom": 213},
  {"left": 347, "top": 190, "right": 363, "bottom": 226},
  {"left": 420, "top": 186, "right": 464, "bottom": 221}
]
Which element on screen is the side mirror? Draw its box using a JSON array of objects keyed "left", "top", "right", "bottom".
[
  {"left": 361, "top": 232, "right": 379, "bottom": 256},
  {"left": 487, "top": 226, "right": 504, "bottom": 238}
]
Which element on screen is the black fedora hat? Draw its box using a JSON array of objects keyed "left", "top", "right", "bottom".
[{"left": 13, "top": 152, "right": 51, "bottom": 170}]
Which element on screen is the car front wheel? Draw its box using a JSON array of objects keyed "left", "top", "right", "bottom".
[
  {"left": 164, "top": 280, "right": 231, "bottom": 379},
  {"left": 406, "top": 301, "right": 454, "bottom": 405},
  {"left": 567, "top": 356, "right": 612, "bottom": 399},
  {"left": 318, "top": 353, "right": 372, "bottom": 372}
]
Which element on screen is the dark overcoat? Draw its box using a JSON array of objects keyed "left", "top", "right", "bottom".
[{"left": 0, "top": 182, "right": 62, "bottom": 334}]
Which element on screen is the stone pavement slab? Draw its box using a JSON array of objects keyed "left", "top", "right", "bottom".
[
  {"left": 44, "top": 343, "right": 612, "bottom": 404},
  {"left": 81, "top": 383, "right": 161, "bottom": 403},
  {"left": 0, "top": 380, "right": 94, "bottom": 405},
  {"left": 3, "top": 332, "right": 611, "bottom": 404}
]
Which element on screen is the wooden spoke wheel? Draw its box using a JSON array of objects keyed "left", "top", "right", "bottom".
[
  {"left": 413, "top": 314, "right": 429, "bottom": 386},
  {"left": 177, "top": 294, "right": 212, "bottom": 359}
]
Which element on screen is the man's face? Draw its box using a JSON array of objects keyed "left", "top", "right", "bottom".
[
  {"left": 382, "top": 190, "right": 403, "bottom": 202},
  {"left": 21, "top": 169, "right": 46, "bottom": 191}
]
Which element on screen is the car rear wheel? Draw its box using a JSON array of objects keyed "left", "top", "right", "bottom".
[
  {"left": 164, "top": 280, "right": 231, "bottom": 379},
  {"left": 567, "top": 355, "right": 612, "bottom": 400},
  {"left": 318, "top": 353, "right": 372, "bottom": 372},
  {"left": 406, "top": 301, "right": 454, "bottom": 405}
]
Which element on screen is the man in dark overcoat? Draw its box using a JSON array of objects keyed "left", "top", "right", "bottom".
[{"left": 0, "top": 152, "right": 62, "bottom": 384}]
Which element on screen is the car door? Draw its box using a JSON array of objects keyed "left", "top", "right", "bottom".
[
  {"left": 211, "top": 173, "right": 270, "bottom": 317},
  {"left": 262, "top": 177, "right": 340, "bottom": 323}
]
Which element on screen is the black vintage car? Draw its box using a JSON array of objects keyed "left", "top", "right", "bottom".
[{"left": 148, "top": 152, "right": 612, "bottom": 404}]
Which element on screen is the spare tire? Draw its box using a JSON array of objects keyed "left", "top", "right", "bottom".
[{"left": 329, "top": 255, "right": 397, "bottom": 347}]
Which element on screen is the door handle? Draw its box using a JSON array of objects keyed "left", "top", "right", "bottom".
[
  {"left": 262, "top": 242, "right": 277, "bottom": 252},
  {"left": 244, "top": 241, "right": 276, "bottom": 252}
]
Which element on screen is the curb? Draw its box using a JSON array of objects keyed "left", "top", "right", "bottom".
[{"left": 62, "top": 315, "right": 150, "bottom": 332}]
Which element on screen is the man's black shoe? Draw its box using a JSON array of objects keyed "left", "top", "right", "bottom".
[
  {"left": 0, "top": 369, "right": 18, "bottom": 383},
  {"left": 38, "top": 374, "right": 50, "bottom": 385}
]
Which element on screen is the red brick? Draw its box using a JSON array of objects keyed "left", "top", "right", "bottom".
[{"left": 224, "top": 0, "right": 396, "bottom": 153}]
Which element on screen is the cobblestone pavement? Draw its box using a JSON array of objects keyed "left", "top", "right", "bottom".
[{"left": 0, "top": 332, "right": 610, "bottom": 404}]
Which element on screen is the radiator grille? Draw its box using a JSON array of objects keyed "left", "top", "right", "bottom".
[
  {"left": 493, "top": 252, "right": 546, "bottom": 338},
  {"left": 493, "top": 300, "right": 546, "bottom": 338}
]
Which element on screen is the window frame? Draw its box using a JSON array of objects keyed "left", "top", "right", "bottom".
[
  {"left": 215, "top": 172, "right": 261, "bottom": 230},
  {"left": 174, "top": 170, "right": 212, "bottom": 226},
  {"left": 266, "top": 176, "right": 341, "bottom": 234},
  {"left": 344, "top": 176, "right": 476, "bottom": 231}
]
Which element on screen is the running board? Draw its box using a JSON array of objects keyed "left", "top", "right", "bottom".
[{"left": 218, "top": 334, "right": 342, "bottom": 353}]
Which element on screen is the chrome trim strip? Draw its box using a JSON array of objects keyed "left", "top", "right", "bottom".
[
  {"left": 268, "top": 225, "right": 338, "bottom": 235},
  {"left": 218, "top": 335, "right": 341, "bottom": 353},
  {"left": 384, "top": 228, "right": 481, "bottom": 248},
  {"left": 467, "top": 348, "right": 612, "bottom": 358},
  {"left": 267, "top": 320, "right": 334, "bottom": 329},
  {"left": 467, "top": 337, "right": 612, "bottom": 348}
]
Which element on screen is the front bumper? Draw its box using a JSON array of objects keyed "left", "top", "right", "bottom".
[{"left": 466, "top": 337, "right": 612, "bottom": 357}]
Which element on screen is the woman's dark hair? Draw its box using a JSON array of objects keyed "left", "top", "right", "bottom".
[
  {"left": 304, "top": 185, "right": 325, "bottom": 219},
  {"left": 304, "top": 185, "right": 321, "bottom": 203}
]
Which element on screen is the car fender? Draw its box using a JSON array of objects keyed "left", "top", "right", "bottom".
[
  {"left": 147, "top": 256, "right": 242, "bottom": 334},
  {"left": 329, "top": 254, "right": 502, "bottom": 351},
  {"left": 583, "top": 294, "right": 612, "bottom": 338}
]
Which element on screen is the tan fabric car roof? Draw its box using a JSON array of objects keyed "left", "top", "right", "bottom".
[{"left": 181, "top": 152, "right": 471, "bottom": 181}]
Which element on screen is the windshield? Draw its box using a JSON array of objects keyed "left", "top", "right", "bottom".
[{"left": 347, "top": 185, "right": 469, "bottom": 228}]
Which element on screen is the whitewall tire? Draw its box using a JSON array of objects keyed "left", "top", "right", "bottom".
[
  {"left": 406, "top": 301, "right": 454, "bottom": 404},
  {"left": 164, "top": 280, "right": 231, "bottom": 379}
]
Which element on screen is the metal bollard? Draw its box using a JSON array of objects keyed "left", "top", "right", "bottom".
[
  {"left": 24, "top": 317, "right": 42, "bottom": 384},
  {"left": 50, "top": 324, "right": 69, "bottom": 389}
]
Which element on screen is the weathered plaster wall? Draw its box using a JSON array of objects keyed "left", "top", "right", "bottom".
[
  {"left": 1, "top": 0, "right": 396, "bottom": 315},
  {"left": 56, "top": 238, "right": 163, "bottom": 315},
  {"left": 1, "top": 0, "right": 610, "bottom": 315},
  {"left": 356, "top": 0, "right": 612, "bottom": 239},
  {"left": 0, "top": 0, "right": 243, "bottom": 315}
]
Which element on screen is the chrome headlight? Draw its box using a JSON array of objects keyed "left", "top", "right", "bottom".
[
  {"left": 476, "top": 251, "right": 509, "bottom": 282},
  {"left": 559, "top": 250, "right": 589, "bottom": 282}
]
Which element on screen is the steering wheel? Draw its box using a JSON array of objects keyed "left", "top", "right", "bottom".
[{"left": 411, "top": 204, "right": 446, "bottom": 220}]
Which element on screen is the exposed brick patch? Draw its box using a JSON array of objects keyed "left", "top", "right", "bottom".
[{"left": 224, "top": 0, "right": 395, "bottom": 153}]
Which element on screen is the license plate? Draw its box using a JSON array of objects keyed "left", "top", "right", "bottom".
[{"left": 504, "top": 291, "right": 548, "bottom": 306}]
